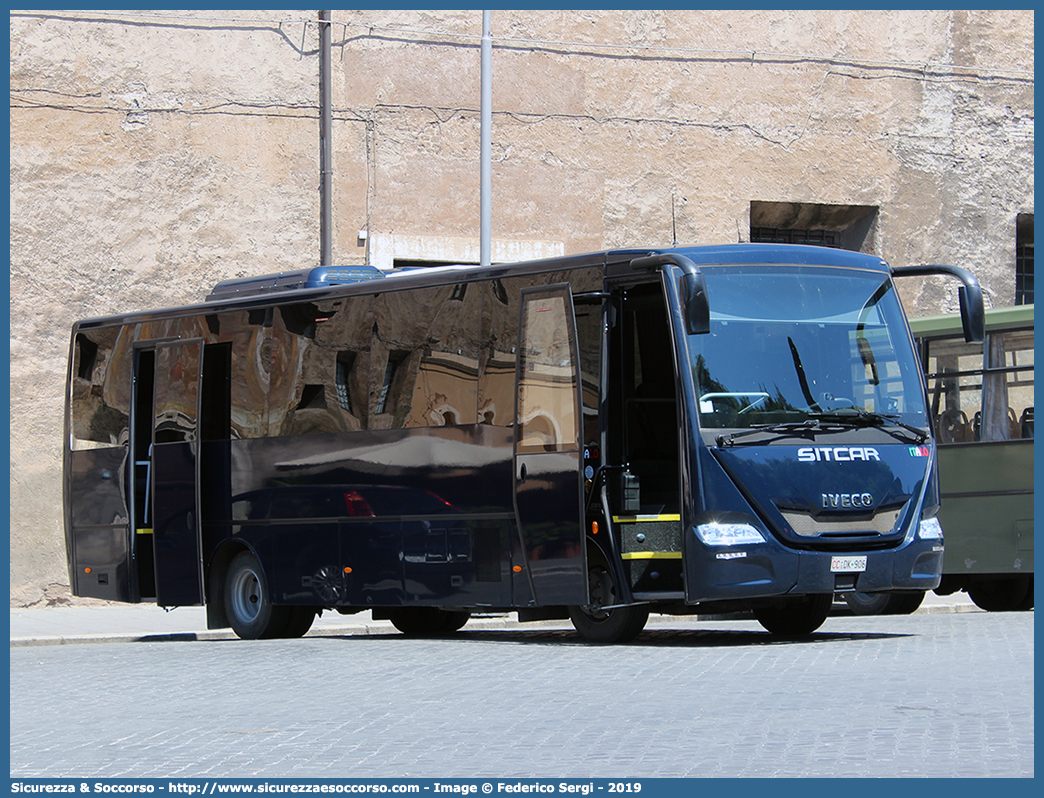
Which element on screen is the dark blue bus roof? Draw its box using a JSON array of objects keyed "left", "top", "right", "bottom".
[
  {"left": 74, "top": 243, "right": 893, "bottom": 329},
  {"left": 667, "top": 243, "right": 888, "bottom": 271}
]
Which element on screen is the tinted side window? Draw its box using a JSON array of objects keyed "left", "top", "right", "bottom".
[
  {"left": 477, "top": 267, "right": 601, "bottom": 428},
  {"left": 478, "top": 279, "right": 518, "bottom": 427},
  {"left": 227, "top": 309, "right": 272, "bottom": 439},
  {"left": 370, "top": 285, "right": 480, "bottom": 430},
  {"left": 70, "top": 327, "right": 130, "bottom": 450},
  {"left": 517, "top": 288, "right": 580, "bottom": 453},
  {"left": 271, "top": 298, "right": 374, "bottom": 436},
  {"left": 407, "top": 283, "right": 481, "bottom": 427}
]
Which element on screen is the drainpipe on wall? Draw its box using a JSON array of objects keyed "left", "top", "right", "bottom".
[
  {"left": 319, "top": 10, "right": 333, "bottom": 267},
  {"left": 480, "top": 10, "right": 492, "bottom": 267}
]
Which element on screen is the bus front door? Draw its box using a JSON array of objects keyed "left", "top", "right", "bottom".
[
  {"left": 149, "top": 339, "right": 206, "bottom": 606},
  {"left": 513, "top": 285, "right": 587, "bottom": 605},
  {"left": 607, "top": 282, "right": 684, "bottom": 595}
]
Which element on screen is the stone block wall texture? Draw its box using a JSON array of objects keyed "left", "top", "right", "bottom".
[{"left": 9, "top": 10, "right": 1033, "bottom": 604}]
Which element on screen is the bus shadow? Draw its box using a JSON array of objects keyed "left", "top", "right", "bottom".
[{"left": 314, "top": 627, "right": 911, "bottom": 648}]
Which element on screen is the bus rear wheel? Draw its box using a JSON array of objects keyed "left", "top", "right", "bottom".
[
  {"left": 967, "top": 577, "right": 1031, "bottom": 612},
  {"left": 224, "top": 550, "right": 288, "bottom": 640},
  {"left": 569, "top": 563, "right": 649, "bottom": 644},
  {"left": 754, "top": 594, "right": 832, "bottom": 637},
  {"left": 387, "top": 608, "right": 471, "bottom": 637}
]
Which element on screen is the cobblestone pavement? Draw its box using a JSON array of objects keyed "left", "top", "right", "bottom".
[{"left": 9, "top": 611, "right": 1033, "bottom": 778}]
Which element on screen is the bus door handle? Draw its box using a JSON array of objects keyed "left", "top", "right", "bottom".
[{"left": 518, "top": 463, "right": 528, "bottom": 483}]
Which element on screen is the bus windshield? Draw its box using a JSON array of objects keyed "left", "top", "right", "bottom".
[{"left": 687, "top": 264, "right": 929, "bottom": 432}]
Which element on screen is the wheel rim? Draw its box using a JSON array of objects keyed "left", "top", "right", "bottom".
[{"left": 229, "top": 564, "right": 263, "bottom": 624}]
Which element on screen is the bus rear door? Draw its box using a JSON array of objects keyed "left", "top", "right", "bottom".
[{"left": 149, "top": 339, "right": 206, "bottom": 606}]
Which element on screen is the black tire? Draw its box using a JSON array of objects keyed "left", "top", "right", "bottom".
[
  {"left": 886, "top": 591, "right": 925, "bottom": 615},
  {"left": 842, "top": 591, "right": 892, "bottom": 616},
  {"left": 281, "top": 606, "right": 318, "bottom": 638},
  {"left": 438, "top": 610, "right": 471, "bottom": 633},
  {"left": 1015, "top": 577, "right": 1034, "bottom": 611},
  {"left": 388, "top": 608, "right": 471, "bottom": 637},
  {"left": 843, "top": 590, "right": 925, "bottom": 616},
  {"left": 569, "top": 561, "right": 649, "bottom": 644},
  {"left": 967, "top": 577, "right": 1031, "bottom": 612},
  {"left": 224, "top": 550, "right": 289, "bottom": 639},
  {"left": 754, "top": 594, "right": 832, "bottom": 636}
]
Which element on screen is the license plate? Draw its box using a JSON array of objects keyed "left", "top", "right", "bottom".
[{"left": 831, "top": 556, "right": 867, "bottom": 573}]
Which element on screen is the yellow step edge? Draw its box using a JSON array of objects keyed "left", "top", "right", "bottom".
[
  {"left": 621, "top": 551, "right": 683, "bottom": 560},
  {"left": 612, "top": 514, "right": 682, "bottom": 523},
  {"left": 136, "top": 528, "right": 153, "bottom": 535}
]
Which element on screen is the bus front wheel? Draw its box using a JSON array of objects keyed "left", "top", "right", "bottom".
[
  {"left": 569, "top": 563, "right": 649, "bottom": 644},
  {"left": 754, "top": 594, "right": 832, "bottom": 637},
  {"left": 224, "top": 550, "right": 287, "bottom": 640}
]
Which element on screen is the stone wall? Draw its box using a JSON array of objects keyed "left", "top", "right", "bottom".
[{"left": 9, "top": 10, "right": 1033, "bottom": 603}]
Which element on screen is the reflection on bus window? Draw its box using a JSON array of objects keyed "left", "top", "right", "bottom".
[
  {"left": 517, "top": 292, "right": 578, "bottom": 453},
  {"left": 688, "top": 266, "right": 927, "bottom": 429}
]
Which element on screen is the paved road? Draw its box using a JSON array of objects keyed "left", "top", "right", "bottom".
[{"left": 9, "top": 611, "right": 1033, "bottom": 779}]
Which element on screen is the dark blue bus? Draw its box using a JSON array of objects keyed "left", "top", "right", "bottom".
[{"left": 64, "top": 244, "right": 984, "bottom": 642}]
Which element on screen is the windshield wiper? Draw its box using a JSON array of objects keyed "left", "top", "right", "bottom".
[
  {"left": 788, "top": 337, "right": 823, "bottom": 413},
  {"left": 715, "top": 409, "right": 928, "bottom": 448},
  {"left": 806, "top": 408, "right": 928, "bottom": 444},
  {"left": 716, "top": 419, "right": 833, "bottom": 448}
]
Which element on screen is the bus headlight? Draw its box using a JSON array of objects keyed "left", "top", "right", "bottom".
[
  {"left": 918, "top": 517, "right": 944, "bottom": 540},
  {"left": 695, "top": 522, "right": 766, "bottom": 546}
]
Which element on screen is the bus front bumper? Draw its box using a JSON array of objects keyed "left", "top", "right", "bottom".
[{"left": 685, "top": 534, "right": 945, "bottom": 603}]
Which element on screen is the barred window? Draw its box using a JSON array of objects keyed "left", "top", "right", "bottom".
[
  {"left": 1016, "top": 214, "right": 1033, "bottom": 305},
  {"left": 750, "top": 201, "right": 877, "bottom": 253},
  {"left": 750, "top": 227, "right": 840, "bottom": 248}
]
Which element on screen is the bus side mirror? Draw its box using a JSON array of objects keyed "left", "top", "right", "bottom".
[
  {"left": 958, "top": 284, "right": 985, "bottom": 344},
  {"left": 892, "top": 263, "right": 985, "bottom": 343},
  {"left": 681, "top": 271, "right": 711, "bottom": 335},
  {"left": 630, "top": 252, "right": 711, "bottom": 335}
]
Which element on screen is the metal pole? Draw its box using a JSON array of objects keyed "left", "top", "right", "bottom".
[
  {"left": 480, "top": 10, "right": 492, "bottom": 267},
  {"left": 319, "top": 10, "right": 333, "bottom": 267}
]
